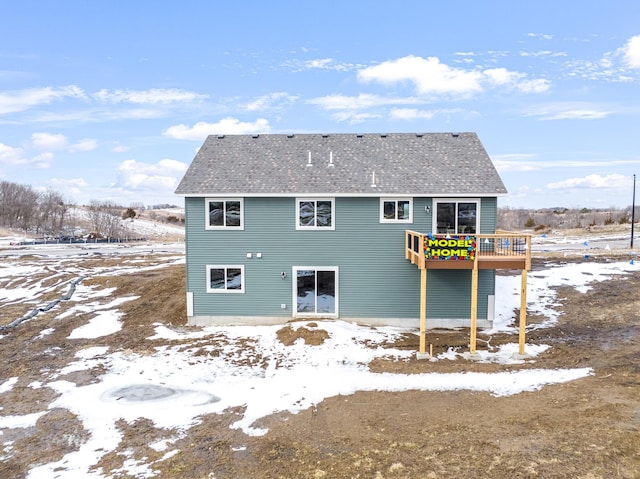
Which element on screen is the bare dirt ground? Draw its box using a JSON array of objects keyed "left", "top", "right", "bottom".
[{"left": 1, "top": 251, "right": 640, "bottom": 478}]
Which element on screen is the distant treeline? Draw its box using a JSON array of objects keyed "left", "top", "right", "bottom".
[
  {"left": 0, "top": 180, "right": 160, "bottom": 239},
  {"left": 498, "top": 206, "right": 639, "bottom": 231},
  {"left": 0, "top": 181, "right": 68, "bottom": 235}
]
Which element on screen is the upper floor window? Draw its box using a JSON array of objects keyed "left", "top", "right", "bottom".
[
  {"left": 296, "top": 198, "right": 335, "bottom": 230},
  {"left": 380, "top": 198, "right": 412, "bottom": 223},
  {"left": 433, "top": 199, "right": 479, "bottom": 234},
  {"left": 205, "top": 198, "right": 243, "bottom": 230}
]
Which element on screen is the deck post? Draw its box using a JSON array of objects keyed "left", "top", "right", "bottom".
[
  {"left": 518, "top": 268, "right": 528, "bottom": 355},
  {"left": 470, "top": 260, "right": 478, "bottom": 354},
  {"left": 419, "top": 268, "right": 427, "bottom": 354}
]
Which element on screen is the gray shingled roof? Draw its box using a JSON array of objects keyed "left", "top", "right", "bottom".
[{"left": 175, "top": 132, "right": 507, "bottom": 196}]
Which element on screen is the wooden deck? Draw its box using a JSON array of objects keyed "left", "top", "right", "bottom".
[
  {"left": 404, "top": 230, "right": 531, "bottom": 357},
  {"left": 405, "top": 230, "right": 531, "bottom": 271}
]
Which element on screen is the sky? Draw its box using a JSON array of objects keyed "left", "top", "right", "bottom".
[
  {"left": 3, "top": 239, "right": 635, "bottom": 476},
  {"left": 1, "top": 1, "right": 640, "bottom": 209}
]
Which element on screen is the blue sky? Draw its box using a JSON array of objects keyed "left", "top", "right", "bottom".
[{"left": 1, "top": 1, "right": 640, "bottom": 209}]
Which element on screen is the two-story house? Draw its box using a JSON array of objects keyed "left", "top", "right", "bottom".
[{"left": 175, "top": 132, "right": 530, "bottom": 355}]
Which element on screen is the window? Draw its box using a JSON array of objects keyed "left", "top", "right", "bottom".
[
  {"left": 205, "top": 198, "right": 243, "bottom": 230},
  {"left": 293, "top": 267, "right": 338, "bottom": 317},
  {"left": 206, "top": 265, "right": 245, "bottom": 293},
  {"left": 380, "top": 198, "right": 412, "bottom": 223},
  {"left": 434, "top": 200, "right": 479, "bottom": 234},
  {"left": 296, "top": 198, "right": 335, "bottom": 230}
]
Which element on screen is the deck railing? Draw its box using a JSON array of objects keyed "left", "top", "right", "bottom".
[{"left": 406, "top": 230, "right": 531, "bottom": 270}]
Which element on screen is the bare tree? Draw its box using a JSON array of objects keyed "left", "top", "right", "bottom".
[
  {"left": 35, "top": 189, "right": 68, "bottom": 235},
  {"left": 87, "top": 200, "right": 124, "bottom": 239},
  {"left": 0, "top": 181, "right": 33, "bottom": 228}
]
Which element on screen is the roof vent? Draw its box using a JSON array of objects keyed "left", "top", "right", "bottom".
[
  {"left": 416, "top": 133, "right": 423, "bottom": 137},
  {"left": 321, "top": 134, "right": 329, "bottom": 138},
  {"left": 356, "top": 134, "right": 363, "bottom": 138},
  {"left": 252, "top": 134, "right": 260, "bottom": 138},
  {"left": 217, "top": 134, "right": 225, "bottom": 139},
  {"left": 328, "top": 152, "right": 334, "bottom": 167},
  {"left": 371, "top": 171, "right": 377, "bottom": 188},
  {"left": 380, "top": 134, "right": 387, "bottom": 138},
  {"left": 451, "top": 133, "right": 459, "bottom": 138},
  {"left": 287, "top": 134, "right": 295, "bottom": 138},
  {"left": 307, "top": 151, "right": 313, "bottom": 167}
]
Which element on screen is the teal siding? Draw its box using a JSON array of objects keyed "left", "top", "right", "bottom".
[
  {"left": 185, "top": 196, "right": 497, "bottom": 322},
  {"left": 425, "top": 269, "right": 493, "bottom": 319},
  {"left": 480, "top": 197, "right": 497, "bottom": 233}
]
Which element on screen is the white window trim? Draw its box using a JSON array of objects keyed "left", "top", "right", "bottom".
[
  {"left": 292, "top": 266, "right": 339, "bottom": 318},
  {"left": 205, "top": 198, "right": 244, "bottom": 230},
  {"left": 432, "top": 198, "right": 481, "bottom": 234},
  {"left": 206, "top": 265, "right": 245, "bottom": 293},
  {"left": 295, "top": 198, "right": 336, "bottom": 230},
  {"left": 379, "top": 197, "right": 413, "bottom": 223}
]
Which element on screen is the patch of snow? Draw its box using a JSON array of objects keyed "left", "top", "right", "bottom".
[
  {"left": 75, "top": 347, "right": 109, "bottom": 359},
  {"left": 68, "top": 311, "right": 124, "bottom": 339},
  {"left": 0, "top": 377, "right": 18, "bottom": 394},
  {"left": 37, "top": 328, "right": 55, "bottom": 339},
  {"left": 0, "top": 411, "right": 46, "bottom": 429},
  {"left": 0, "top": 246, "right": 633, "bottom": 478},
  {"left": 491, "top": 260, "right": 636, "bottom": 332}
]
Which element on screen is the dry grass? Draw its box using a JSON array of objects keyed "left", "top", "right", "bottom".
[{"left": 1, "top": 250, "right": 640, "bottom": 478}]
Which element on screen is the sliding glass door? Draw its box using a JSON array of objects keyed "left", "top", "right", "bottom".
[{"left": 294, "top": 267, "right": 338, "bottom": 317}]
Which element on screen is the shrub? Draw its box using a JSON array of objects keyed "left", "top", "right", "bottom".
[
  {"left": 122, "top": 208, "right": 136, "bottom": 220},
  {"left": 524, "top": 216, "right": 536, "bottom": 228}
]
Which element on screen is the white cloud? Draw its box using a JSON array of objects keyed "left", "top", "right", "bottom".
[
  {"left": 547, "top": 174, "right": 632, "bottom": 190},
  {"left": 243, "top": 92, "right": 298, "bottom": 112},
  {"left": 389, "top": 108, "right": 466, "bottom": 121},
  {"left": 30, "top": 152, "right": 54, "bottom": 168},
  {"left": 492, "top": 154, "right": 541, "bottom": 172},
  {"left": 358, "top": 55, "right": 484, "bottom": 96},
  {"left": 356, "top": 56, "right": 549, "bottom": 98},
  {"left": 525, "top": 102, "right": 613, "bottom": 120},
  {"left": 68, "top": 138, "right": 97, "bottom": 153},
  {"left": 0, "top": 142, "right": 27, "bottom": 165},
  {"left": 308, "top": 93, "right": 415, "bottom": 110},
  {"left": 483, "top": 68, "right": 525, "bottom": 85},
  {"left": 543, "top": 109, "right": 610, "bottom": 120},
  {"left": 47, "top": 178, "right": 90, "bottom": 201},
  {"left": 31, "top": 132, "right": 97, "bottom": 153},
  {"left": 527, "top": 33, "right": 553, "bottom": 40},
  {"left": 389, "top": 108, "right": 436, "bottom": 120},
  {"left": 483, "top": 68, "right": 550, "bottom": 93},
  {"left": 116, "top": 159, "right": 188, "bottom": 191},
  {"left": 49, "top": 177, "right": 89, "bottom": 188},
  {"left": 331, "top": 111, "right": 382, "bottom": 124},
  {"left": 93, "top": 88, "right": 207, "bottom": 104},
  {"left": 163, "top": 118, "right": 271, "bottom": 141},
  {"left": 621, "top": 34, "right": 640, "bottom": 68},
  {"left": 112, "top": 144, "right": 130, "bottom": 153},
  {"left": 284, "top": 58, "right": 359, "bottom": 72},
  {"left": 0, "top": 142, "right": 52, "bottom": 169},
  {"left": 0, "top": 85, "right": 86, "bottom": 115},
  {"left": 306, "top": 58, "right": 335, "bottom": 69},
  {"left": 31, "top": 132, "right": 68, "bottom": 150},
  {"left": 494, "top": 155, "right": 640, "bottom": 173},
  {"left": 517, "top": 78, "right": 551, "bottom": 93}
]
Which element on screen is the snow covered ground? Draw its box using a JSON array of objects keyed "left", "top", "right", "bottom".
[{"left": 0, "top": 240, "right": 637, "bottom": 478}]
